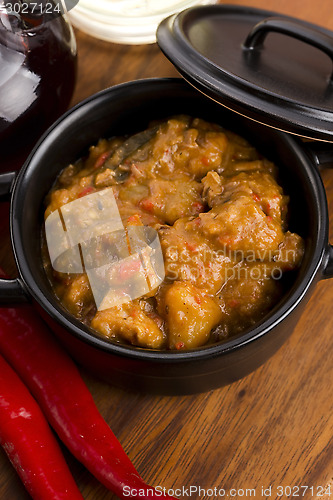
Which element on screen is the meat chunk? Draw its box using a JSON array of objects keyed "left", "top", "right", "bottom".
[
  {"left": 202, "top": 170, "right": 288, "bottom": 223},
  {"left": 214, "top": 261, "right": 283, "bottom": 339},
  {"left": 138, "top": 175, "right": 204, "bottom": 225},
  {"left": 197, "top": 193, "right": 285, "bottom": 260},
  {"left": 158, "top": 218, "right": 234, "bottom": 294},
  {"left": 91, "top": 301, "right": 165, "bottom": 349},
  {"left": 59, "top": 274, "right": 94, "bottom": 319},
  {"left": 185, "top": 130, "right": 230, "bottom": 178},
  {"left": 201, "top": 171, "right": 223, "bottom": 207},
  {"left": 273, "top": 231, "right": 305, "bottom": 270}
]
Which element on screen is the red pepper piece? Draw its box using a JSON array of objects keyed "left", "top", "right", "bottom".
[
  {"left": 185, "top": 241, "right": 197, "bottom": 252},
  {"left": 94, "top": 151, "right": 110, "bottom": 169},
  {"left": 140, "top": 198, "right": 154, "bottom": 213},
  {"left": 119, "top": 258, "right": 142, "bottom": 281},
  {"left": 191, "top": 201, "right": 205, "bottom": 213},
  {"left": 0, "top": 270, "right": 175, "bottom": 500},
  {"left": 252, "top": 193, "right": 261, "bottom": 203},
  {"left": 0, "top": 353, "right": 83, "bottom": 500},
  {"left": 228, "top": 299, "right": 240, "bottom": 308},
  {"left": 126, "top": 214, "right": 142, "bottom": 226},
  {"left": 78, "top": 186, "right": 94, "bottom": 198},
  {"left": 201, "top": 156, "right": 210, "bottom": 166}
]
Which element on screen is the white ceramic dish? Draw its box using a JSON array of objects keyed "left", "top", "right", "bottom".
[{"left": 68, "top": 0, "right": 217, "bottom": 44}]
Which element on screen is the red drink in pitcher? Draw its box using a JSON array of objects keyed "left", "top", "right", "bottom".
[{"left": 0, "top": 0, "right": 77, "bottom": 172}]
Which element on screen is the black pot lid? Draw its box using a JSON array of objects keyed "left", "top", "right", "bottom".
[{"left": 157, "top": 5, "right": 333, "bottom": 142}]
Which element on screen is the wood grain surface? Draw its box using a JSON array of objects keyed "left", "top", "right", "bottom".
[{"left": 1, "top": 1, "right": 333, "bottom": 499}]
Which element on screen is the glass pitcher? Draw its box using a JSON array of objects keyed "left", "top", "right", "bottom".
[{"left": 0, "top": 0, "right": 77, "bottom": 172}]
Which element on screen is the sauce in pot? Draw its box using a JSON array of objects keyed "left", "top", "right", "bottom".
[{"left": 42, "top": 116, "right": 304, "bottom": 350}]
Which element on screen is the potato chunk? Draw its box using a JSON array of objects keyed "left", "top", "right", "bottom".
[{"left": 157, "top": 282, "right": 222, "bottom": 349}]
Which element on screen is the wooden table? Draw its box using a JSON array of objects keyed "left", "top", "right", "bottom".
[{"left": 1, "top": 0, "right": 333, "bottom": 498}]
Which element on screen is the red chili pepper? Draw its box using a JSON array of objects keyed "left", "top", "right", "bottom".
[
  {"left": 0, "top": 353, "right": 83, "bottom": 500},
  {"left": 0, "top": 269, "right": 175, "bottom": 500}
]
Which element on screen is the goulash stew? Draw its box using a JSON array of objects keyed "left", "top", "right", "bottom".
[{"left": 42, "top": 116, "right": 304, "bottom": 350}]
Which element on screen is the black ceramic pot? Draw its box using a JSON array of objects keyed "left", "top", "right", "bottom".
[{"left": 0, "top": 78, "right": 332, "bottom": 395}]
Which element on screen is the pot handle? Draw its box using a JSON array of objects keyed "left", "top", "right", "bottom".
[
  {"left": 243, "top": 17, "right": 333, "bottom": 77},
  {"left": 322, "top": 245, "right": 333, "bottom": 279},
  {"left": 0, "top": 172, "right": 28, "bottom": 304},
  {"left": 303, "top": 142, "right": 333, "bottom": 278},
  {"left": 304, "top": 141, "right": 333, "bottom": 169},
  {"left": 0, "top": 171, "right": 16, "bottom": 199}
]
